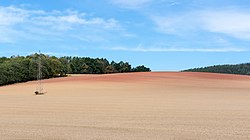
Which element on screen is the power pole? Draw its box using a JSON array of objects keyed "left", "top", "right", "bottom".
[{"left": 35, "top": 50, "right": 44, "bottom": 95}]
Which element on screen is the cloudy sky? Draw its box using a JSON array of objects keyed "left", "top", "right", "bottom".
[{"left": 1, "top": 0, "right": 250, "bottom": 70}]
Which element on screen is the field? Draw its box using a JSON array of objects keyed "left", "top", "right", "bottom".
[{"left": 0, "top": 72, "right": 250, "bottom": 140}]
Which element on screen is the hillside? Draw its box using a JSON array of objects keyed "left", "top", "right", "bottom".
[{"left": 1, "top": 72, "right": 250, "bottom": 139}]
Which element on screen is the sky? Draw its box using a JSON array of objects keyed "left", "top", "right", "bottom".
[{"left": 0, "top": 0, "right": 250, "bottom": 71}]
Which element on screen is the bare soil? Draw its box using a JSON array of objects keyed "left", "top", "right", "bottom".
[{"left": 0, "top": 72, "right": 250, "bottom": 140}]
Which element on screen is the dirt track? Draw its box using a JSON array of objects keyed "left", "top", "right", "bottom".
[{"left": 0, "top": 72, "right": 250, "bottom": 140}]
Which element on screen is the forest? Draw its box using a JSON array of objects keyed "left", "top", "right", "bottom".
[
  {"left": 183, "top": 63, "right": 250, "bottom": 75},
  {"left": 0, "top": 53, "right": 151, "bottom": 86}
]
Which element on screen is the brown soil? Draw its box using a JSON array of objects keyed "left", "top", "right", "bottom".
[{"left": 0, "top": 72, "right": 250, "bottom": 140}]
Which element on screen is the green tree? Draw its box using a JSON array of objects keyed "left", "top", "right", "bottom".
[
  {"left": 132, "top": 65, "right": 151, "bottom": 72},
  {"left": 0, "top": 53, "right": 151, "bottom": 86}
]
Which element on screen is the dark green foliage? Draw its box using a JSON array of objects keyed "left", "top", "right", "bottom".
[
  {"left": 183, "top": 63, "right": 250, "bottom": 75},
  {"left": 59, "top": 57, "right": 72, "bottom": 76},
  {"left": 111, "top": 61, "right": 132, "bottom": 73},
  {"left": 0, "top": 57, "right": 8, "bottom": 63},
  {"left": 132, "top": 65, "right": 151, "bottom": 72},
  {"left": 0, "top": 54, "right": 151, "bottom": 86}
]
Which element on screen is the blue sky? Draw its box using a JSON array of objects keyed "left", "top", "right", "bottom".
[{"left": 0, "top": 0, "right": 250, "bottom": 71}]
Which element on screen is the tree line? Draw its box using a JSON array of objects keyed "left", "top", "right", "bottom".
[
  {"left": 0, "top": 53, "right": 151, "bottom": 86},
  {"left": 183, "top": 63, "right": 250, "bottom": 75}
]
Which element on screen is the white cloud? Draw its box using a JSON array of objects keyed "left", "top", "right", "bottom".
[
  {"left": 111, "top": 46, "right": 244, "bottom": 52},
  {"left": 200, "top": 10, "right": 250, "bottom": 40},
  {"left": 152, "top": 15, "right": 198, "bottom": 35},
  {"left": 31, "top": 15, "right": 119, "bottom": 30},
  {"left": 0, "top": 6, "right": 28, "bottom": 26},
  {"left": 0, "top": 6, "right": 122, "bottom": 43},
  {"left": 152, "top": 9, "right": 250, "bottom": 40}
]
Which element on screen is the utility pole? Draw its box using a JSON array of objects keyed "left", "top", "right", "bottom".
[{"left": 35, "top": 50, "right": 44, "bottom": 95}]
